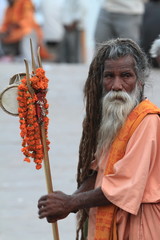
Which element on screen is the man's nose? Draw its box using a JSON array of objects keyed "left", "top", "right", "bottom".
[{"left": 111, "top": 77, "right": 123, "bottom": 91}]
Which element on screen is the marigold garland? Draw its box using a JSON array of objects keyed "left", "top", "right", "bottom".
[{"left": 17, "top": 68, "right": 50, "bottom": 170}]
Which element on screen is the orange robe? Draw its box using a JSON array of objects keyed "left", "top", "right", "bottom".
[
  {"left": 88, "top": 103, "right": 160, "bottom": 239},
  {"left": 0, "top": 0, "right": 43, "bottom": 43}
]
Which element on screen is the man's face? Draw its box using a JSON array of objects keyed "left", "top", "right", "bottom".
[
  {"left": 103, "top": 55, "right": 138, "bottom": 94},
  {"left": 96, "top": 56, "right": 141, "bottom": 154}
]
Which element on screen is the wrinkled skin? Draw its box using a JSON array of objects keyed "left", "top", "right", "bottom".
[
  {"left": 103, "top": 56, "right": 139, "bottom": 93},
  {"left": 37, "top": 172, "right": 108, "bottom": 222},
  {"left": 38, "top": 191, "right": 73, "bottom": 223}
]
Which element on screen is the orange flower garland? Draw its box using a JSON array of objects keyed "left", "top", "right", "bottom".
[{"left": 17, "top": 68, "right": 50, "bottom": 170}]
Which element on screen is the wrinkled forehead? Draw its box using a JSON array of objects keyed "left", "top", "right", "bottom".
[{"left": 104, "top": 55, "right": 136, "bottom": 71}]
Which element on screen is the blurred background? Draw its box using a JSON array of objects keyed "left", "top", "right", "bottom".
[
  {"left": 0, "top": 0, "right": 160, "bottom": 240},
  {"left": 1, "top": 0, "right": 160, "bottom": 65},
  {"left": 0, "top": 0, "right": 103, "bottom": 63}
]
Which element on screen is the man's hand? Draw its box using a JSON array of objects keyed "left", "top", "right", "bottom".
[
  {"left": 38, "top": 191, "right": 72, "bottom": 222},
  {"left": 37, "top": 173, "right": 110, "bottom": 223}
]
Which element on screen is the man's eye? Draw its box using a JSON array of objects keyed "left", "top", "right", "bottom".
[
  {"left": 104, "top": 73, "right": 113, "bottom": 78},
  {"left": 122, "top": 73, "right": 131, "bottom": 78}
]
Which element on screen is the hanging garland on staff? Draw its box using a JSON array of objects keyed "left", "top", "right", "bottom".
[{"left": 17, "top": 68, "right": 50, "bottom": 170}]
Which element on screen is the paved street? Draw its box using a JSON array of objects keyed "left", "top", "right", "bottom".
[{"left": 0, "top": 61, "right": 160, "bottom": 240}]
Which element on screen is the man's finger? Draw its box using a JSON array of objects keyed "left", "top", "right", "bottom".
[
  {"left": 38, "top": 195, "right": 48, "bottom": 202},
  {"left": 38, "top": 200, "right": 46, "bottom": 209},
  {"left": 38, "top": 209, "right": 48, "bottom": 219},
  {"left": 47, "top": 216, "right": 57, "bottom": 223},
  {"left": 38, "top": 205, "right": 47, "bottom": 215}
]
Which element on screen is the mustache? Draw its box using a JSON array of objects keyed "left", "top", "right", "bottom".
[{"left": 104, "top": 90, "right": 131, "bottom": 102}]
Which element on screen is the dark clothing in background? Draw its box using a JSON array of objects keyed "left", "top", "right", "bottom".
[{"left": 140, "top": 1, "right": 160, "bottom": 67}]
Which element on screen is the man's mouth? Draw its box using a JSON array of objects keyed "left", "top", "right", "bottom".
[{"left": 111, "top": 96, "right": 125, "bottom": 102}]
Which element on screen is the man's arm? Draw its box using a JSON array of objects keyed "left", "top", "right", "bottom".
[
  {"left": 38, "top": 171, "right": 99, "bottom": 222},
  {"left": 38, "top": 175, "right": 111, "bottom": 223},
  {"left": 74, "top": 170, "right": 97, "bottom": 194}
]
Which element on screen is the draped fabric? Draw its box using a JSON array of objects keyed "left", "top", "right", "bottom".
[{"left": 94, "top": 99, "right": 160, "bottom": 240}]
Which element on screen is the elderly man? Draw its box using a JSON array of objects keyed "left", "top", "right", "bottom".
[{"left": 38, "top": 38, "right": 160, "bottom": 240}]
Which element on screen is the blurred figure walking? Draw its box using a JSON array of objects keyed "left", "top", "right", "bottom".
[
  {"left": 41, "top": 0, "right": 64, "bottom": 62},
  {"left": 0, "top": 0, "right": 52, "bottom": 61},
  {"left": 141, "top": 0, "right": 160, "bottom": 67},
  {"left": 150, "top": 36, "right": 160, "bottom": 68},
  {"left": 60, "top": 0, "right": 86, "bottom": 63},
  {"left": 94, "top": 0, "right": 145, "bottom": 49}
]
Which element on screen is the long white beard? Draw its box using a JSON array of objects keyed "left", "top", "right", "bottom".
[{"left": 96, "top": 83, "right": 142, "bottom": 157}]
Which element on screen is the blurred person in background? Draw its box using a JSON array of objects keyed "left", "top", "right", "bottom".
[
  {"left": 94, "top": 0, "right": 145, "bottom": 49},
  {"left": 31, "top": 0, "right": 55, "bottom": 61},
  {"left": 0, "top": 0, "right": 53, "bottom": 62},
  {"left": 59, "top": 0, "right": 87, "bottom": 63},
  {"left": 40, "top": 0, "right": 64, "bottom": 62},
  {"left": 0, "top": 0, "right": 7, "bottom": 56},
  {"left": 140, "top": 0, "right": 160, "bottom": 68},
  {"left": 149, "top": 35, "right": 160, "bottom": 68}
]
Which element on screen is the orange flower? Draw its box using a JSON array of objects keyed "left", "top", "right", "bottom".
[
  {"left": 17, "top": 68, "right": 50, "bottom": 170},
  {"left": 36, "top": 164, "right": 42, "bottom": 170},
  {"left": 24, "top": 157, "right": 31, "bottom": 163}
]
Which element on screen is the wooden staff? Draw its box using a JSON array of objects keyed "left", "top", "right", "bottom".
[
  {"left": 40, "top": 120, "right": 60, "bottom": 240},
  {"left": 24, "top": 40, "right": 60, "bottom": 240}
]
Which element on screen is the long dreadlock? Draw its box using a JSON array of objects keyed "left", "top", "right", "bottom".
[{"left": 76, "top": 38, "right": 149, "bottom": 240}]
